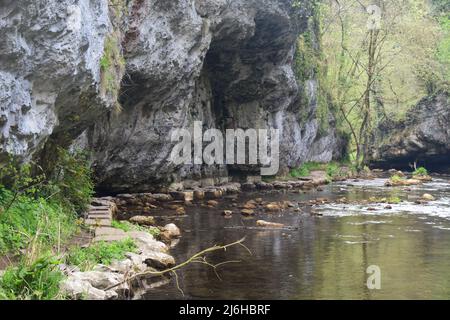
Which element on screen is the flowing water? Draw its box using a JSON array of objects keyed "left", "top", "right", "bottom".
[{"left": 144, "top": 175, "right": 450, "bottom": 300}]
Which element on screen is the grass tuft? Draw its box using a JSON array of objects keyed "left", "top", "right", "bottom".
[{"left": 65, "top": 238, "right": 138, "bottom": 271}]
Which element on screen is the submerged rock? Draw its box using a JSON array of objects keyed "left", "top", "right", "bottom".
[
  {"left": 241, "top": 209, "right": 255, "bottom": 216},
  {"left": 421, "top": 193, "right": 436, "bottom": 201},
  {"left": 256, "top": 220, "right": 285, "bottom": 228}
]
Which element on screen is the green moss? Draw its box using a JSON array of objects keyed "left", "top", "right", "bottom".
[
  {"left": 100, "top": 33, "right": 125, "bottom": 114},
  {"left": 387, "top": 196, "right": 402, "bottom": 204},
  {"left": 390, "top": 174, "right": 405, "bottom": 183}
]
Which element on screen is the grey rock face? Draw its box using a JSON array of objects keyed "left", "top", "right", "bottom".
[
  {"left": 1, "top": 0, "right": 344, "bottom": 192},
  {"left": 370, "top": 92, "right": 450, "bottom": 170},
  {"left": 88, "top": 0, "right": 344, "bottom": 192},
  {"left": 0, "top": 0, "right": 113, "bottom": 162}
]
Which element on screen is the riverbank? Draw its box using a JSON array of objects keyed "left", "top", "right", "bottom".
[{"left": 2, "top": 162, "right": 445, "bottom": 300}]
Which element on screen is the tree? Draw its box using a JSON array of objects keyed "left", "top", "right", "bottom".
[{"left": 318, "top": 0, "right": 447, "bottom": 169}]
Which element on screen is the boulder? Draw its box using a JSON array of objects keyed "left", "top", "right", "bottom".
[
  {"left": 70, "top": 271, "right": 125, "bottom": 291},
  {"left": 129, "top": 215, "right": 156, "bottom": 226},
  {"left": 127, "top": 231, "right": 168, "bottom": 253},
  {"left": 143, "top": 252, "right": 176, "bottom": 270},
  {"left": 162, "top": 223, "right": 181, "bottom": 238},
  {"left": 60, "top": 278, "right": 113, "bottom": 300}
]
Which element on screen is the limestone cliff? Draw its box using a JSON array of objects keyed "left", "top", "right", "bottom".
[
  {"left": 0, "top": 0, "right": 344, "bottom": 192},
  {"left": 370, "top": 91, "right": 449, "bottom": 171}
]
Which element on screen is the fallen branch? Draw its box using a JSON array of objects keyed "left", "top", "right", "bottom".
[{"left": 105, "top": 237, "right": 250, "bottom": 292}]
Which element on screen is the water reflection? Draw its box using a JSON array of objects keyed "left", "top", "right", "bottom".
[{"left": 144, "top": 176, "right": 450, "bottom": 299}]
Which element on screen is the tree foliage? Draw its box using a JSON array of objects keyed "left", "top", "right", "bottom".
[{"left": 314, "top": 0, "right": 448, "bottom": 168}]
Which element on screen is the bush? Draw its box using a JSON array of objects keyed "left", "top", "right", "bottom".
[
  {"left": 0, "top": 187, "right": 78, "bottom": 255},
  {"left": 326, "top": 163, "right": 340, "bottom": 178},
  {"left": 65, "top": 238, "right": 138, "bottom": 271},
  {"left": 290, "top": 166, "right": 310, "bottom": 178},
  {"left": 0, "top": 254, "right": 64, "bottom": 300},
  {"left": 44, "top": 147, "right": 94, "bottom": 214},
  {"left": 413, "top": 167, "right": 428, "bottom": 176}
]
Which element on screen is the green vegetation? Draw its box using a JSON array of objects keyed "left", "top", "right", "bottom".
[
  {"left": 111, "top": 220, "right": 160, "bottom": 237},
  {"left": 0, "top": 187, "right": 78, "bottom": 255},
  {"left": 65, "top": 238, "right": 137, "bottom": 271},
  {"left": 413, "top": 167, "right": 429, "bottom": 176},
  {"left": 0, "top": 255, "right": 64, "bottom": 300},
  {"left": 387, "top": 196, "right": 402, "bottom": 204},
  {"left": 100, "top": 33, "right": 125, "bottom": 114},
  {"left": 304, "top": 0, "right": 450, "bottom": 169},
  {"left": 0, "top": 149, "right": 94, "bottom": 300},
  {"left": 290, "top": 162, "right": 323, "bottom": 178},
  {"left": 390, "top": 175, "right": 405, "bottom": 183},
  {"left": 44, "top": 148, "right": 94, "bottom": 213},
  {"left": 289, "top": 161, "right": 347, "bottom": 181}
]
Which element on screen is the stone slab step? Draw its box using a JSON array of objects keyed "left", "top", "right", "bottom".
[
  {"left": 95, "top": 227, "right": 127, "bottom": 237},
  {"left": 87, "top": 214, "right": 112, "bottom": 220},
  {"left": 88, "top": 209, "right": 111, "bottom": 213},
  {"left": 89, "top": 205, "right": 111, "bottom": 210},
  {"left": 87, "top": 213, "right": 112, "bottom": 217},
  {"left": 84, "top": 219, "right": 112, "bottom": 227},
  {"left": 93, "top": 234, "right": 128, "bottom": 242}
]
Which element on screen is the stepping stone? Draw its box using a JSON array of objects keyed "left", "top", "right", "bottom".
[
  {"left": 88, "top": 214, "right": 112, "bottom": 219},
  {"left": 85, "top": 219, "right": 112, "bottom": 227},
  {"left": 95, "top": 227, "right": 126, "bottom": 237},
  {"left": 93, "top": 234, "right": 128, "bottom": 242},
  {"left": 89, "top": 205, "right": 111, "bottom": 210},
  {"left": 89, "top": 209, "right": 111, "bottom": 213}
]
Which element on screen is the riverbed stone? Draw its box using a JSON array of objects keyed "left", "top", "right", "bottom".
[
  {"left": 265, "top": 202, "right": 282, "bottom": 212},
  {"left": 162, "top": 224, "right": 181, "bottom": 238},
  {"left": 60, "top": 278, "right": 111, "bottom": 300},
  {"left": 241, "top": 209, "right": 255, "bottom": 216},
  {"left": 129, "top": 215, "right": 156, "bottom": 226},
  {"left": 70, "top": 271, "right": 126, "bottom": 291},
  {"left": 143, "top": 251, "right": 176, "bottom": 270},
  {"left": 256, "top": 220, "right": 285, "bottom": 228},
  {"left": 128, "top": 231, "right": 168, "bottom": 253},
  {"left": 421, "top": 193, "right": 435, "bottom": 201}
]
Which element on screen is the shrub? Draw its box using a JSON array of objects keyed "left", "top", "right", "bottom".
[
  {"left": 290, "top": 166, "right": 310, "bottom": 178},
  {"left": 44, "top": 148, "right": 94, "bottom": 214},
  {"left": 0, "top": 254, "right": 64, "bottom": 300},
  {"left": 326, "top": 163, "right": 340, "bottom": 178},
  {"left": 0, "top": 187, "right": 78, "bottom": 255},
  {"left": 413, "top": 167, "right": 428, "bottom": 176}
]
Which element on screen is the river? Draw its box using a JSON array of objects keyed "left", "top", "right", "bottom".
[{"left": 144, "top": 175, "right": 450, "bottom": 299}]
